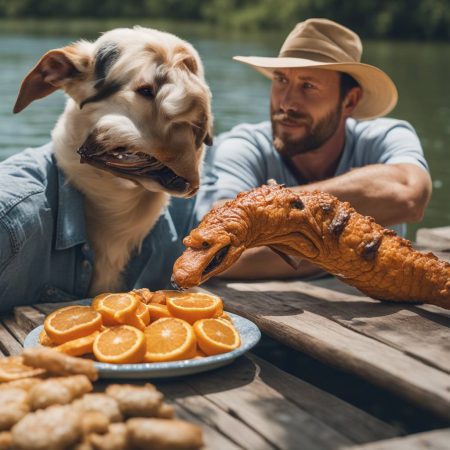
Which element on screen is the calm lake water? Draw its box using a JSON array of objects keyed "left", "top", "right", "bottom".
[{"left": 0, "top": 24, "right": 449, "bottom": 239}]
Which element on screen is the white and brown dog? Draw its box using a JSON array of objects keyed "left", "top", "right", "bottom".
[{"left": 13, "top": 27, "right": 212, "bottom": 296}]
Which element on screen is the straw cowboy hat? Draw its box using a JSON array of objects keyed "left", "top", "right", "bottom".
[{"left": 234, "top": 18, "right": 398, "bottom": 120}]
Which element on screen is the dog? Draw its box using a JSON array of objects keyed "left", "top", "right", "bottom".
[{"left": 13, "top": 26, "right": 212, "bottom": 295}]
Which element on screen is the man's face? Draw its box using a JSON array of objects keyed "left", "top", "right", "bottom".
[{"left": 270, "top": 67, "right": 343, "bottom": 157}]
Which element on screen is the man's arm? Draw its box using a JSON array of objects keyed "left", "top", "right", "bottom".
[{"left": 292, "top": 163, "right": 432, "bottom": 226}]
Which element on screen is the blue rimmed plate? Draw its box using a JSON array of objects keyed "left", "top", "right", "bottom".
[{"left": 23, "top": 312, "right": 261, "bottom": 379}]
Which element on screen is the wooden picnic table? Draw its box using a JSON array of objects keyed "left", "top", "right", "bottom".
[{"left": 0, "top": 231, "right": 449, "bottom": 449}]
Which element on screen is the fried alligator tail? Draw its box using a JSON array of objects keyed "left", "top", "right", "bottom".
[{"left": 173, "top": 183, "right": 450, "bottom": 309}]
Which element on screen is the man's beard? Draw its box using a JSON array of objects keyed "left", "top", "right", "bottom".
[{"left": 271, "top": 102, "right": 342, "bottom": 157}]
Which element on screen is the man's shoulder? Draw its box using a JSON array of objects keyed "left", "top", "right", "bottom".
[
  {"left": 347, "top": 117, "right": 418, "bottom": 140},
  {"left": 0, "top": 143, "right": 57, "bottom": 218}
]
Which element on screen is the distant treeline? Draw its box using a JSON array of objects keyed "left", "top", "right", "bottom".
[{"left": 0, "top": 0, "right": 449, "bottom": 40}]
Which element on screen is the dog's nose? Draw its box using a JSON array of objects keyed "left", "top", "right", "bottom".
[{"left": 167, "top": 176, "right": 190, "bottom": 192}]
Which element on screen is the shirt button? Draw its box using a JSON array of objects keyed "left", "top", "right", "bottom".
[
  {"left": 82, "top": 244, "right": 90, "bottom": 252},
  {"left": 82, "top": 260, "right": 92, "bottom": 271}
]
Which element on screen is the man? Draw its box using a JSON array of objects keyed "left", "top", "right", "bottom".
[{"left": 197, "top": 18, "right": 432, "bottom": 279}]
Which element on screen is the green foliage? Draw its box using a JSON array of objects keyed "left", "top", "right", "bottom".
[{"left": 0, "top": 0, "right": 448, "bottom": 40}]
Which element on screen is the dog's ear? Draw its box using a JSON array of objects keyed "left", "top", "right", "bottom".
[{"left": 13, "top": 44, "right": 92, "bottom": 113}]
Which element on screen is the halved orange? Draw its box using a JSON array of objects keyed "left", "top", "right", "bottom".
[
  {"left": 147, "top": 303, "right": 171, "bottom": 322},
  {"left": 144, "top": 318, "right": 196, "bottom": 362},
  {"left": 165, "top": 291, "right": 223, "bottom": 324},
  {"left": 54, "top": 331, "right": 99, "bottom": 356},
  {"left": 193, "top": 319, "right": 240, "bottom": 356},
  {"left": 39, "top": 328, "right": 55, "bottom": 346},
  {"left": 136, "top": 302, "right": 150, "bottom": 326},
  {"left": 93, "top": 325, "right": 146, "bottom": 364},
  {"left": 92, "top": 293, "right": 144, "bottom": 329},
  {"left": 44, "top": 306, "right": 103, "bottom": 345}
]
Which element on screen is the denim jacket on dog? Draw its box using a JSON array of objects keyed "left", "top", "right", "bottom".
[{"left": 0, "top": 143, "right": 197, "bottom": 312}]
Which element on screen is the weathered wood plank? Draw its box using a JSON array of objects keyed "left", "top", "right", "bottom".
[
  {"left": 247, "top": 354, "right": 399, "bottom": 443},
  {"left": 161, "top": 381, "right": 272, "bottom": 449},
  {"left": 2, "top": 316, "right": 28, "bottom": 344},
  {"left": 0, "top": 321, "right": 22, "bottom": 356},
  {"left": 13, "top": 306, "right": 45, "bottom": 334},
  {"left": 346, "top": 428, "right": 450, "bottom": 450},
  {"left": 173, "top": 403, "right": 243, "bottom": 450},
  {"left": 186, "top": 356, "right": 365, "bottom": 450},
  {"left": 203, "top": 281, "right": 450, "bottom": 420},
  {"left": 416, "top": 226, "right": 450, "bottom": 251},
  {"left": 277, "top": 279, "right": 450, "bottom": 374}
]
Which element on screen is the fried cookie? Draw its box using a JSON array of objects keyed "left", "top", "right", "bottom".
[
  {"left": 0, "top": 388, "right": 30, "bottom": 431},
  {"left": 22, "top": 347, "right": 98, "bottom": 381},
  {"left": 127, "top": 418, "right": 203, "bottom": 450},
  {"left": 11, "top": 404, "right": 82, "bottom": 450},
  {"left": 29, "top": 375, "right": 92, "bottom": 410},
  {"left": 73, "top": 393, "right": 123, "bottom": 422},
  {"left": 105, "top": 384, "right": 163, "bottom": 417},
  {"left": 0, "top": 356, "right": 45, "bottom": 382},
  {"left": 88, "top": 423, "right": 128, "bottom": 450}
]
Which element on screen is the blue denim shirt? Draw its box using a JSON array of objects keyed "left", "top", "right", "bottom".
[{"left": 0, "top": 143, "right": 197, "bottom": 312}]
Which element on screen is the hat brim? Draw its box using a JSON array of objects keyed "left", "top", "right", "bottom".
[{"left": 233, "top": 56, "right": 398, "bottom": 120}]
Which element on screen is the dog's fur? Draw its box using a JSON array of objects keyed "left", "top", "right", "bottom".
[{"left": 14, "top": 27, "right": 213, "bottom": 295}]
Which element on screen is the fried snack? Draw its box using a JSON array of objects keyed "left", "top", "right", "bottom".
[
  {"left": 105, "top": 384, "right": 163, "bottom": 418},
  {"left": 11, "top": 404, "right": 82, "bottom": 450},
  {"left": 0, "top": 388, "right": 30, "bottom": 431},
  {"left": 156, "top": 403, "right": 175, "bottom": 419},
  {"left": 80, "top": 411, "right": 110, "bottom": 436},
  {"left": 133, "top": 289, "right": 167, "bottom": 305},
  {"left": 73, "top": 393, "right": 123, "bottom": 422},
  {"left": 0, "top": 432, "right": 13, "bottom": 450},
  {"left": 0, "top": 356, "right": 45, "bottom": 382},
  {"left": 39, "top": 328, "right": 55, "bottom": 347},
  {"left": 173, "top": 183, "right": 450, "bottom": 309},
  {"left": 88, "top": 423, "right": 128, "bottom": 450},
  {"left": 127, "top": 418, "right": 203, "bottom": 450},
  {"left": 28, "top": 375, "right": 92, "bottom": 410},
  {"left": 22, "top": 347, "right": 98, "bottom": 381},
  {"left": 0, "top": 377, "right": 43, "bottom": 391}
]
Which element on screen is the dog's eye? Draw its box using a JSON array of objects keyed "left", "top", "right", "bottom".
[{"left": 136, "top": 85, "right": 155, "bottom": 98}]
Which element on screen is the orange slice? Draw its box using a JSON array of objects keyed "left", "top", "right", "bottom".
[
  {"left": 136, "top": 302, "right": 150, "bottom": 326},
  {"left": 93, "top": 325, "right": 146, "bottom": 364},
  {"left": 44, "top": 306, "right": 103, "bottom": 345},
  {"left": 39, "top": 328, "right": 55, "bottom": 346},
  {"left": 147, "top": 303, "right": 171, "bottom": 322},
  {"left": 218, "top": 312, "right": 232, "bottom": 322},
  {"left": 165, "top": 291, "right": 223, "bottom": 324},
  {"left": 92, "top": 293, "right": 144, "bottom": 329},
  {"left": 53, "top": 331, "right": 99, "bottom": 356},
  {"left": 144, "top": 318, "right": 196, "bottom": 362},
  {"left": 193, "top": 319, "right": 240, "bottom": 356}
]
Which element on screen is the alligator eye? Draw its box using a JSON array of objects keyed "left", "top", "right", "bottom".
[
  {"left": 136, "top": 85, "right": 155, "bottom": 98},
  {"left": 202, "top": 241, "right": 210, "bottom": 248},
  {"left": 291, "top": 199, "right": 304, "bottom": 210}
]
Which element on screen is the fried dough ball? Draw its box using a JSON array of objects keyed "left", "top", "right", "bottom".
[
  {"left": 80, "top": 411, "right": 110, "bottom": 436},
  {"left": 29, "top": 375, "right": 92, "bottom": 410},
  {"left": 88, "top": 423, "right": 128, "bottom": 450},
  {"left": 0, "top": 388, "right": 30, "bottom": 431},
  {"left": 73, "top": 393, "right": 123, "bottom": 423},
  {"left": 11, "top": 405, "right": 82, "bottom": 450},
  {"left": 0, "top": 377, "right": 43, "bottom": 392},
  {"left": 127, "top": 418, "right": 203, "bottom": 450},
  {"left": 105, "top": 384, "right": 163, "bottom": 417},
  {"left": 22, "top": 348, "right": 98, "bottom": 381},
  {"left": 156, "top": 403, "right": 175, "bottom": 419},
  {"left": 0, "top": 432, "right": 13, "bottom": 450}
]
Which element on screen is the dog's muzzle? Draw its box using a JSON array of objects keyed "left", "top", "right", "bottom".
[{"left": 77, "top": 136, "right": 191, "bottom": 193}]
